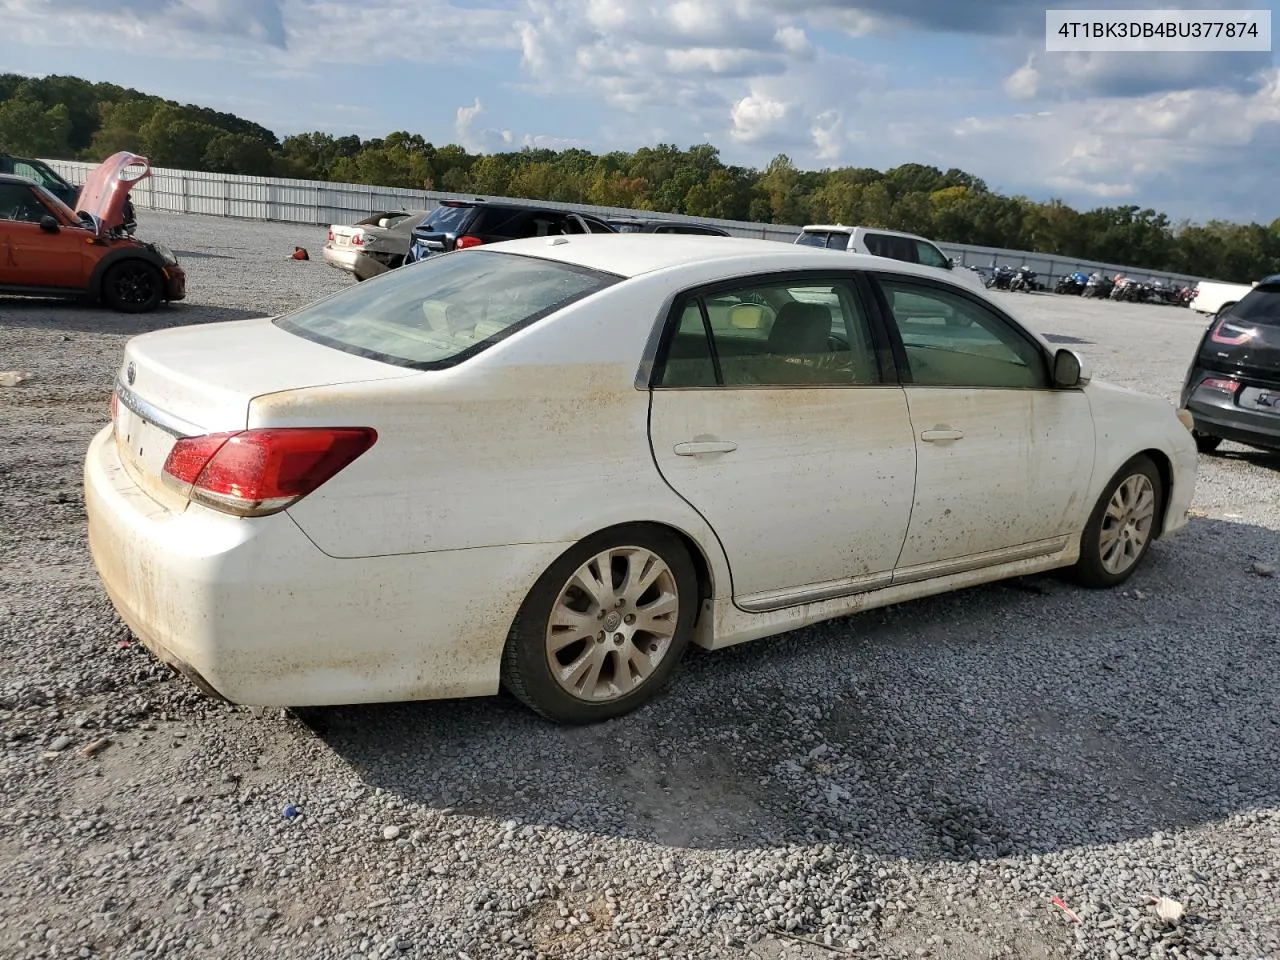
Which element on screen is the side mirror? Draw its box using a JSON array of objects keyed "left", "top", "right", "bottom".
[
  {"left": 39, "top": 215, "right": 60, "bottom": 234},
  {"left": 1053, "top": 348, "right": 1090, "bottom": 388}
]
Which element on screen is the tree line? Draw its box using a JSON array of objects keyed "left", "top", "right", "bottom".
[{"left": 2, "top": 73, "right": 1276, "bottom": 282}]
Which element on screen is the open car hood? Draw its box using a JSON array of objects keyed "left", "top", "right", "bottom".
[{"left": 75, "top": 151, "right": 149, "bottom": 231}]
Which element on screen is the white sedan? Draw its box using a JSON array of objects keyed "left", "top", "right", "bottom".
[{"left": 85, "top": 236, "right": 1198, "bottom": 724}]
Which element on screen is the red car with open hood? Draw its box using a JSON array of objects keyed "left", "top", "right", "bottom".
[{"left": 0, "top": 152, "right": 185, "bottom": 313}]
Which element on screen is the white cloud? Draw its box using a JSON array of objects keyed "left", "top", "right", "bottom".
[
  {"left": 774, "top": 25, "right": 811, "bottom": 56},
  {"left": 730, "top": 92, "right": 790, "bottom": 143},
  {"left": 1003, "top": 58, "right": 1039, "bottom": 100},
  {"left": 810, "top": 109, "right": 844, "bottom": 161}
]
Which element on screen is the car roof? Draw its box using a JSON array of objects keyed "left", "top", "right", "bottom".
[
  {"left": 481, "top": 234, "right": 952, "bottom": 281},
  {"left": 802, "top": 224, "right": 930, "bottom": 242}
]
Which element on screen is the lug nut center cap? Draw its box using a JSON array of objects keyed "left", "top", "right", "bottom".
[{"left": 603, "top": 611, "right": 622, "bottom": 632}]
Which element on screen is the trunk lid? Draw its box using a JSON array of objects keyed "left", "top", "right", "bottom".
[
  {"left": 76, "top": 151, "right": 149, "bottom": 232},
  {"left": 112, "top": 317, "right": 419, "bottom": 510}
]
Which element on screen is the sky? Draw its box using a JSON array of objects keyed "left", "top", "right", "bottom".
[{"left": 0, "top": 0, "right": 1277, "bottom": 223}]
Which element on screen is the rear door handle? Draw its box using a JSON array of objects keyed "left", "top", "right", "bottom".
[
  {"left": 920, "top": 429, "right": 965, "bottom": 443},
  {"left": 674, "top": 440, "right": 739, "bottom": 456}
]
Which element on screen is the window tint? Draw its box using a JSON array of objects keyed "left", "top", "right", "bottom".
[
  {"left": 657, "top": 278, "right": 880, "bottom": 387},
  {"left": 914, "top": 240, "right": 950, "bottom": 269},
  {"left": 826, "top": 233, "right": 850, "bottom": 250},
  {"left": 1226, "top": 285, "right": 1280, "bottom": 326},
  {"left": 864, "top": 233, "right": 917, "bottom": 263},
  {"left": 420, "top": 204, "right": 473, "bottom": 233},
  {"left": 584, "top": 218, "right": 615, "bottom": 234},
  {"left": 659, "top": 301, "right": 717, "bottom": 387},
  {"left": 795, "top": 231, "right": 828, "bottom": 249},
  {"left": 0, "top": 182, "right": 50, "bottom": 223},
  {"left": 276, "top": 250, "right": 617, "bottom": 369},
  {"left": 877, "top": 279, "right": 1047, "bottom": 389}
]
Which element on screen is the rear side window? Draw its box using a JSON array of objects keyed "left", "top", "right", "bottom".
[
  {"left": 863, "top": 233, "right": 918, "bottom": 263},
  {"left": 1227, "top": 286, "right": 1280, "bottom": 326},
  {"left": 419, "top": 204, "right": 473, "bottom": 234},
  {"left": 914, "top": 240, "right": 950, "bottom": 269},
  {"left": 276, "top": 250, "right": 619, "bottom": 369}
]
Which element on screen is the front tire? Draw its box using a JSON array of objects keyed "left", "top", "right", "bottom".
[
  {"left": 1069, "top": 455, "right": 1163, "bottom": 589},
  {"left": 101, "top": 260, "right": 164, "bottom": 313},
  {"left": 501, "top": 526, "right": 698, "bottom": 724}
]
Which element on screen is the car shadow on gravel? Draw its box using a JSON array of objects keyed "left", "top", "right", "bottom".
[
  {"left": 309, "top": 515, "right": 1279, "bottom": 862},
  {"left": 0, "top": 299, "right": 265, "bottom": 335}
]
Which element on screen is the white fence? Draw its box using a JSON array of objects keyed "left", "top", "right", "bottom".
[{"left": 43, "top": 158, "right": 1213, "bottom": 287}]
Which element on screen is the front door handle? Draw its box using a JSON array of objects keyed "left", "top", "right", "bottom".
[
  {"left": 674, "top": 440, "right": 739, "bottom": 456},
  {"left": 920, "top": 428, "right": 965, "bottom": 443}
]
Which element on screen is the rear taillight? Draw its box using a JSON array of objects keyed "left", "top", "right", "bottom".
[
  {"left": 1210, "top": 318, "right": 1255, "bottom": 346},
  {"left": 327, "top": 229, "right": 335, "bottom": 242},
  {"left": 351, "top": 231, "right": 365, "bottom": 246},
  {"left": 161, "top": 427, "right": 377, "bottom": 517},
  {"left": 455, "top": 234, "right": 483, "bottom": 250},
  {"left": 1199, "top": 377, "right": 1241, "bottom": 396}
]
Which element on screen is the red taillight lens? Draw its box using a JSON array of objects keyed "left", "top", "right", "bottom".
[
  {"left": 161, "top": 427, "right": 377, "bottom": 517},
  {"left": 327, "top": 229, "right": 335, "bottom": 242},
  {"left": 455, "top": 234, "right": 483, "bottom": 249},
  {"left": 1199, "top": 377, "right": 1241, "bottom": 396},
  {"left": 1210, "top": 318, "right": 1256, "bottom": 346},
  {"left": 351, "top": 231, "right": 365, "bottom": 246}
]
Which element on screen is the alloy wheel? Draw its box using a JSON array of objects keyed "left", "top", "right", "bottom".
[
  {"left": 1098, "top": 474, "right": 1156, "bottom": 575},
  {"left": 544, "top": 546, "right": 680, "bottom": 703}
]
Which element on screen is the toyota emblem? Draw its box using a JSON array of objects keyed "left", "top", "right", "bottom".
[{"left": 126, "top": 362, "right": 136, "bottom": 386}]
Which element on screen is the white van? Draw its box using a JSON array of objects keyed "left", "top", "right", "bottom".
[{"left": 795, "top": 224, "right": 986, "bottom": 293}]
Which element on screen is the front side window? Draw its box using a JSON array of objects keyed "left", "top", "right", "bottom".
[
  {"left": 876, "top": 278, "right": 1048, "bottom": 389},
  {"left": 276, "top": 250, "right": 618, "bottom": 369},
  {"left": 914, "top": 240, "right": 950, "bottom": 269},
  {"left": 0, "top": 182, "right": 52, "bottom": 223},
  {"left": 657, "top": 277, "right": 881, "bottom": 388}
]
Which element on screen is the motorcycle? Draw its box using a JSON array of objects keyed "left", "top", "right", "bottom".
[
  {"left": 1055, "top": 271, "right": 1088, "bottom": 295},
  {"left": 985, "top": 264, "right": 1017, "bottom": 290},
  {"left": 1009, "top": 266, "right": 1038, "bottom": 293},
  {"left": 1082, "top": 272, "right": 1114, "bottom": 299}
]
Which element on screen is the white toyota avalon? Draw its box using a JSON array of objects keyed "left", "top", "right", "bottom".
[{"left": 85, "top": 235, "right": 1198, "bottom": 724}]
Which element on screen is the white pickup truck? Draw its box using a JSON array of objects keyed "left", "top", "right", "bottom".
[{"left": 1191, "top": 279, "right": 1256, "bottom": 318}]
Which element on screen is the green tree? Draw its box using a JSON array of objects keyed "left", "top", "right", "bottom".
[{"left": 0, "top": 98, "right": 72, "bottom": 156}]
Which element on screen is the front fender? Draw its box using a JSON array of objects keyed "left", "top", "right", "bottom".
[{"left": 87, "top": 245, "right": 167, "bottom": 302}]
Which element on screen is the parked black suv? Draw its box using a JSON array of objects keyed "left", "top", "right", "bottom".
[
  {"left": 0, "top": 153, "right": 137, "bottom": 234},
  {"left": 403, "top": 201, "right": 615, "bottom": 265},
  {"left": 606, "top": 217, "right": 730, "bottom": 237},
  {"left": 1180, "top": 274, "right": 1280, "bottom": 453}
]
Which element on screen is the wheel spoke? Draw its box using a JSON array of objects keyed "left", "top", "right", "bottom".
[
  {"left": 571, "top": 558, "right": 613, "bottom": 609},
  {"left": 547, "top": 607, "right": 596, "bottom": 652},
  {"left": 620, "top": 550, "right": 663, "bottom": 604},
  {"left": 633, "top": 593, "right": 678, "bottom": 635},
  {"left": 561, "top": 646, "right": 603, "bottom": 696}
]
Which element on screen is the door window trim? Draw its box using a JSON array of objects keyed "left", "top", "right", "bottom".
[
  {"left": 642, "top": 269, "right": 902, "bottom": 390},
  {"left": 862, "top": 270, "right": 1057, "bottom": 389}
]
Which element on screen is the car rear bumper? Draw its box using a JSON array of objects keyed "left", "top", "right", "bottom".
[
  {"left": 321, "top": 244, "right": 363, "bottom": 274},
  {"left": 84, "top": 425, "right": 562, "bottom": 706},
  {"left": 1183, "top": 369, "right": 1280, "bottom": 451}
]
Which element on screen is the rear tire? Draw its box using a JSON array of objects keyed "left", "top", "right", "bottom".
[
  {"left": 501, "top": 525, "right": 698, "bottom": 724},
  {"left": 101, "top": 260, "right": 163, "bottom": 313},
  {"left": 1069, "top": 455, "right": 1163, "bottom": 589},
  {"left": 1194, "top": 432, "right": 1222, "bottom": 454}
]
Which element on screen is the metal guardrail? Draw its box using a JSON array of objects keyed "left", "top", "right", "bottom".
[{"left": 41, "top": 158, "right": 1215, "bottom": 288}]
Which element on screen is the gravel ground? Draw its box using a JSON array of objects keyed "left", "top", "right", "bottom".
[{"left": 1, "top": 212, "right": 1277, "bottom": 960}]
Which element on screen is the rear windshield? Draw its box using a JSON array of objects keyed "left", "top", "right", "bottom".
[
  {"left": 1227, "top": 285, "right": 1280, "bottom": 325},
  {"left": 415, "top": 204, "right": 473, "bottom": 234},
  {"left": 795, "top": 231, "right": 829, "bottom": 248},
  {"left": 275, "top": 251, "right": 620, "bottom": 369}
]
